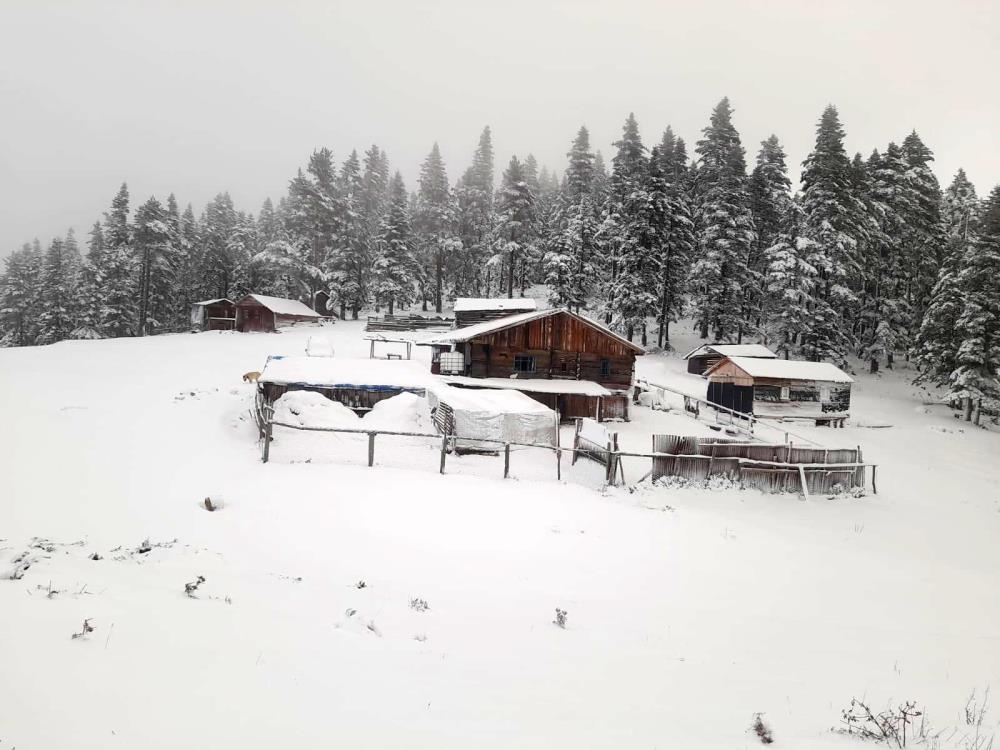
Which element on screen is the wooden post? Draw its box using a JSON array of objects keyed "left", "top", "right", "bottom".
[
  {"left": 707, "top": 442, "right": 717, "bottom": 477},
  {"left": 262, "top": 415, "right": 273, "bottom": 463},
  {"left": 871, "top": 464, "right": 877, "bottom": 494},
  {"left": 798, "top": 464, "right": 810, "bottom": 500},
  {"left": 571, "top": 419, "right": 582, "bottom": 465},
  {"left": 369, "top": 339, "right": 375, "bottom": 359},
  {"left": 556, "top": 448, "right": 562, "bottom": 480},
  {"left": 368, "top": 432, "right": 376, "bottom": 467},
  {"left": 504, "top": 443, "right": 510, "bottom": 478},
  {"left": 406, "top": 341, "right": 412, "bottom": 360},
  {"left": 439, "top": 435, "right": 448, "bottom": 474},
  {"left": 595, "top": 397, "right": 602, "bottom": 421}
]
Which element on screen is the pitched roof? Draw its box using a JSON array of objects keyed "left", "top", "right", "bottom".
[
  {"left": 684, "top": 343, "right": 777, "bottom": 360},
  {"left": 706, "top": 356, "right": 854, "bottom": 383},
  {"left": 192, "top": 298, "right": 234, "bottom": 306},
  {"left": 453, "top": 297, "right": 537, "bottom": 312},
  {"left": 241, "top": 294, "right": 321, "bottom": 317},
  {"left": 421, "top": 309, "right": 645, "bottom": 354}
]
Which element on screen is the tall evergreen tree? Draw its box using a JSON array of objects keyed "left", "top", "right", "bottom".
[
  {"left": 372, "top": 172, "right": 418, "bottom": 314},
  {"left": 98, "top": 183, "right": 137, "bottom": 337},
  {"left": 414, "top": 143, "right": 457, "bottom": 312},
  {"left": 492, "top": 155, "right": 536, "bottom": 299},
  {"left": 749, "top": 135, "right": 792, "bottom": 339},
  {"left": 0, "top": 242, "right": 43, "bottom": 346}
]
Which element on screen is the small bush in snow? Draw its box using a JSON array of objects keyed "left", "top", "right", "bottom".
[
  {"left": 184, "top": 575, "right": 206, "bottom": 598},
  {"left": 409, "top": 598, "right": 429, "bottom": 612},
  {"left": 355, "top": 580, "right": 367, "bottom": 589},
  {"left": 71, "top": 618, "right": 95, "bottom": 640},
  {"left": 838, "top": 698, "right": 923, "bottom": 747},
  {"left": 751, "top": 714, "right": 774, "bottom": 744},
  {"left": 553, "top": 608, "right": 568, "bottom": 629}
]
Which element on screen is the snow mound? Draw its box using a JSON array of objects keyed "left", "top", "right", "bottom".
[
  {"left": 273, "top": 391, "right": 359, "bottom": 428},
  {"left": 362, "top": 392, "right": 432, "bottom": 433}
]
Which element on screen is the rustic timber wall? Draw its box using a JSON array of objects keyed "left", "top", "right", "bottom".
[{"left": 651, "top": 434, "right": 865, "bottom": 493}]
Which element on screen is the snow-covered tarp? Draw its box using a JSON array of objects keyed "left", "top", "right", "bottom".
[
  {"left": 441, "top": 375, "right": 613, "bottom": 397},
  {"left": 711, "top": 356, "right": 854, "bottom": 383},
  {"left": 259, "top": 355, "right": 432, "bottom": 391},
  {"left": 429, "top": 383, "right": 557, "bottom": 447},
  {"left": 453, "top": 297, "right": 537, "bottom": 312},
  {"left": 684, "top": 343, "right": 777, "bottom": 360},
  {"left": 243, "top": 294, "right": 321, "bottom": 318}
]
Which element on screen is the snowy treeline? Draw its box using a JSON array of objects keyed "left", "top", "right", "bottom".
[{"left": 1, "top": 99, "right": 999, "bottom": 416}]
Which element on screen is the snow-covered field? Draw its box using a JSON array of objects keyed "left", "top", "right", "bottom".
[{"left": 1, "top": 321, "right": 998, "bottom": 749}]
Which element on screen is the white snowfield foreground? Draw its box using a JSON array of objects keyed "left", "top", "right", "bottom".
[{"left": 0, "top": 321, "right": 998, "bottom": 750}]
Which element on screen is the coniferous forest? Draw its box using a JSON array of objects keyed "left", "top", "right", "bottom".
[{"left": 2, "top": 99, "right": 998, "bottom": 416}]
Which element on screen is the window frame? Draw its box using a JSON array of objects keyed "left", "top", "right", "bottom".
[{"left": 513, "top": 354, "right": 537, "bottom": 373}]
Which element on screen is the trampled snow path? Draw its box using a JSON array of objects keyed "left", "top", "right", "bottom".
[{"left": 0, "top": 321, "right": 998, "bottom": 749}]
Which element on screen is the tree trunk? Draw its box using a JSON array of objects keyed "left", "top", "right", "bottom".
[
  {"left": 973, "top": 399, "right": 981, "bottom": 426},
  {"left": 388, "top": 298, "right": 394, "bottom": 315},
  {"left": 435, "top": 249, "right": 443, "bottom": 313},
  {"left": 870, "top": 358, "right": 879, "bottom": 374}
]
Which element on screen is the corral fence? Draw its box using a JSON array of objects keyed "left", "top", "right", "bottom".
[
  {"left": 365, "top": 314, "right": 454, "bottom": 332},
  {"left": 647, "top": 434, "right": 875, "bottom": 497},
  {"left": 256, "top": 409, "right": 875, "bottom": 497}
]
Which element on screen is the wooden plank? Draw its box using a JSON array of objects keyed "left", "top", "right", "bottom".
[
  {"left": 798, "top": 464, "right": 810, "bottom": 499},
  {"left": 368, "top": 433, "right": 375, "bottom": 467},
  {"left": 504, "top": 443, "right": 510, "bottom": 478},
  {"left": 439, "top": 435, "right": 448, "bottom": 474}
]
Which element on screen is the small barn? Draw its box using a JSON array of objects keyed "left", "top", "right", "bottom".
[
  {"left": 684, "top": 343, "right": 777, "bottom": 375},
  {"left": 422, "top": 308, "right": 643, "bottom": 421},
  {"left": 453, "top": 297, "right": 537, "bottom": 328},
  {"left": 256, "top": 356, "right": 430, "bottom": 417},
  {"left": 704, "top": 356, "right": 854, "bottom": 425},
  {"left": 190, "top": 299, "right": 236, "bottom": 332},
  {"left": 236, "top": 294, "right": 322, "bottom": 333},
  {"left": 428, "top": 384, "right": 557, "bottom": 451}
]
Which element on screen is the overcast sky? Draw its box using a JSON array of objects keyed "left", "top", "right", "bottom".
[{"left": 1, "top": 0, "right": 998, "bottom": 255}]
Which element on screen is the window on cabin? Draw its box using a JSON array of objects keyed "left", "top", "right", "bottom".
[
  {"left": 600, "top": 358, "right": 611, "bottom": 377},
  {"left": 513, "top": 355, "right": 536, "bottom": 373}
]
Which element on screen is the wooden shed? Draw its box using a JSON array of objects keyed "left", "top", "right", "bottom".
[
  {"left": 684, "top": 343, "right": 777, "bottom": 375},
  {"left": 255, "top": 356, "right": 430, "bottom": 417},
  {"left": 422, "top": 308, "right": 644, "bottom": 421},
  {"left": 453, "top": 297, "right": 537, "bottom": 328},
  {"left": 704, "top": 356, "right": 854, "bottom": 425},
  {"left": 190, "top": 298, "right": 236, "bottom": 331},
  {"left": 236, "top": 294, "right": 322, "bottom": 333}
]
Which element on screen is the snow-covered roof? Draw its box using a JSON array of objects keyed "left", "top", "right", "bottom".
[
  {"left": 440, "top": 375, "right": 613, "bottom": 397},
  {"left": 259, "top": 356, "right": 431, "bottom": 390},
  {"left": 241, "top": 294, "right": 321, "bottom": 318},
  {"left": 453, "top": 297, "right": 537, "bottom": 312},
  {"left": 192, "top": 298, "right": 234, "bottom": 306},
  {"left": 421, "top": 309, "right": 645, "bottom": 354},
  {"left": 430, "top": 383, "right": 554, "bottom": 414},
  {"left": 707, "top": 356, "right": 854, "bottom": 383},
  {"left": 684, "top": 343, "right": 777, "bottom": 360}
]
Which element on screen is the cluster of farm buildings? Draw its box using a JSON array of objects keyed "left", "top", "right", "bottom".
[{"left": 194, "top": 294, "right": 855, "bottom": 442}]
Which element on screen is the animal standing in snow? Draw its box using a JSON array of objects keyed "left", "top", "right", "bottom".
[{"left": 242, "top": 371, "right": 261, "bottom": 383}]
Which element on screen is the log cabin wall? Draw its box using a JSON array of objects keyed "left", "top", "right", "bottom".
[{"left": 461, "top": 312, "right": 637, "bottom": 390}]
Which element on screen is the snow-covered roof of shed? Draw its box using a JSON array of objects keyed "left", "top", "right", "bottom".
[
  {"left": 684, "top": 343, "right": 777, "bottom": 360},
  {"left": 440, "top": 375, "right": 613, "bottom": 397},
  {"left": 259, "top": 356, "right": 431, "bottom": 389},
  {"left": 430, "top": 383, "right": 554, "bottom": 414},
  {"left": 707, "top": 356, "right": 854, "bottom": 383},
  {"left": 421, "top": 309, "right": 645, "bottom": 353},
  {"left": 453, "top": 297, "right": 537, "bottom": 312},
  {"left": 192, "top": 298, "right": 234, "bottom": 306},
  {"left": 242, "top": 294, "right": 321, "bottom": 317}
]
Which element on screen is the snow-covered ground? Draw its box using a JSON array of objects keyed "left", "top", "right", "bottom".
[{"left": 1, "top": 321, "right": 998, "bottom": 749}]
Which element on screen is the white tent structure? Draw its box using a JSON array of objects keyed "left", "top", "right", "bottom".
[{"left": 428, "top": 384, "right": 557, "bottom": 450}]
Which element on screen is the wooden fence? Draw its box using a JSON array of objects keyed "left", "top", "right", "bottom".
[{"left": 648, "top": 434, "right": 873, "bottom": 496}]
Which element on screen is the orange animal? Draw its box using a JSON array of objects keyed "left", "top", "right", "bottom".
[{"left": 242, "top": 371, "right": 261, "bottom": 383}]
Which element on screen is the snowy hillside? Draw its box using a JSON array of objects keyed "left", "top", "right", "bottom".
[{"left": 1, "top": 321, "right": 998, "bottom": 749}]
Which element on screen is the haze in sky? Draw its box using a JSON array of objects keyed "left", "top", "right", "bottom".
[{"left": 1, "top": 0, "right": 998, "bottom": 255}]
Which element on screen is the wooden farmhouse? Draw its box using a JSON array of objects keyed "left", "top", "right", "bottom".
[
  {"left": 684, "top": 343, "right": 777, "bottom": 375},
  {"left": 422, "top": 308, "right": 644, "bottom": 421},
  {"left": 453, "top": 297, "right": 537, "bottom": 328},
  {"left": 236, "top": 294, "right": 322, "bottom": 333},
  {"left": 190, "top": 298, "right": 236, "bottom": 332},
  {"left": 704, "top": 356, "right": 854, "bottom": 425}
]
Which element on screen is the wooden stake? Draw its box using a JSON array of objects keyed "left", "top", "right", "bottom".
[
  {"left": 262, "top": 416, "right": 273, "bottom": 463},
  {"left": 798, "top": 464, "right": 810, "bottom": 500},
  {"left": 439, "top": 435, "right": 448, "bottom": 474},
  {"left": 504, "top": 443, "right": 510, "bottom": 478},
  {"left": 368, "top": 432, "right": 375, "bottom": 467}
]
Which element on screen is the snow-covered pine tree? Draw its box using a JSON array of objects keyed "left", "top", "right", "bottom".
[
  {"left": 134, "top": 196, "right": 176, "bottom": 335},
  {"left": 764, "top": 199, "right": 815, "bottom": 359},
  {"left": 690, "top": 98, "right": 756, "bottom": 341},
  {"left": 749, "top": 135, "right": 792, "bottom": 338},
  {"left": 947, "top": 184, "right": 1000, "bottom": 423},
  {"left": 414, "top": 143, "right": 457, "bottom": 312},
  {"left": 70, "top": 223, "right": 104, "bottom": 340},
  {"left": 98, "top": 183, "right": 137, "bottom": 338},
  {"left": 799, "top": 106, "right": 869, "bottom": 364},
  {"left": 372, "top": 171, "right": 419, "bottom": 314},
  {"left": 0, "top": 242, "right": 43, "bottom": 346},
  {"left": 492, "top": 155, "right": 536, "bottom": 299},
  {"left": 455, "top": 127, "right": 496, "bottom": 296},
  {"left": 914, "top": 169, "right": 980, "bottom": 388}
]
